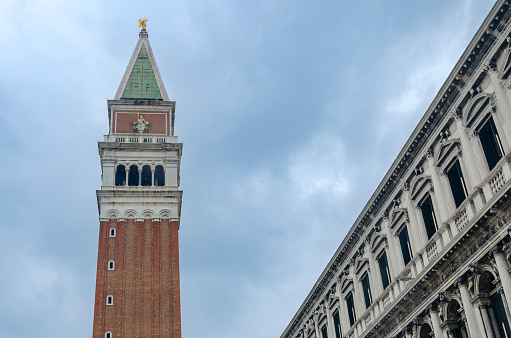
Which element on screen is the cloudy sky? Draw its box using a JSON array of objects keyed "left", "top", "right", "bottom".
[{"left": 0, "top": 0, "right": 498, "bottom": 337}]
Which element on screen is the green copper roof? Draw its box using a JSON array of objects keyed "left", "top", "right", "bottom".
[{"left": 120, "top": 44, "right": 163, "bottom": 99}]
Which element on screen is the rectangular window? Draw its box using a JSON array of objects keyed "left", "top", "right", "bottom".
[
  {"left": 346, "top": 293, "right": 356, "bottom": 326},
  {"left": 321, "top": 325, "right": 328, "bottom": 338},
  {"left": 398, "top": 225, "right": 413, "bottom": 265},
  {"left": 479, "top": 116, "right": 504, "bottom": 171},
  {"left": 333, "top": 310, "right": 342, "bottom": 338},
  {"left": 447, "top": 160, "right": 468, "bottom": 208},
  {"left": 378, "top": 251, "right": 391, "bottom": 290},
  {"left": 361, "top": 274, "right": 373, "bottom": 308},
  {"left": 420, "top": 195, "right": 438, "bottom": 239}
]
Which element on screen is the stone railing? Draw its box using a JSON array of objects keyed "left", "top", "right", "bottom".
[{"left": 103, "top": 135, "right": 178, "bottom": 143}]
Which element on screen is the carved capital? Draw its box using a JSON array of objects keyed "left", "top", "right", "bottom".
[
  {"left": 456, "top": 276, "right": 468, "bottom": 288},
  {"left": 428, "top": 303, "right": 438, "bottom": 313},
  {"left": 483, "top": 61, "right": 497, "bottom": 75},
  {"left": 489, "top": 245, "right": 504, "bottom": 258},
  {"left": 424, "top": 148, "right": 434, "bottom": 160},
  {"left": 401, "top": 182, "right": 410, "bottom": 193},
  {"left": 452, "top": 108, "right": 463, "bottom": 121}
]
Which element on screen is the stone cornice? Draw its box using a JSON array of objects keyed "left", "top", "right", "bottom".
[{"left": 280, "top": 1, "right": 511, "bottom": 336}]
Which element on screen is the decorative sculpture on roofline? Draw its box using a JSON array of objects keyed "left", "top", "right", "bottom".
[{"left": 138, "top": 17, "right": 148, "bottom": 30}]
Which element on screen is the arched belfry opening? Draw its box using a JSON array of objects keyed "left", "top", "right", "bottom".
[
  {"left": 141, "top": 165, "right": 152, "bottom": 186},
  {"left": 128, "top": 165, "right": 139, "bottom": 186},
  {"left": 155, "top": 165, "right": 165, "bottom": 186},
  {"left": 115, "top": 165, "right": 126, "bottom": 186}
]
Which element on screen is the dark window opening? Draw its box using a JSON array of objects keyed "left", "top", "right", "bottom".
[
  {"left": 105, "top": 333, "right": 111, "bottom": 338},
  {"left": 447, "top": 160, "right": 468, "bottom": 208},
  {"left": 346, "top": 292, "right": 356, "bottom": 326},
  {"left": 154, "top": 165, "right": 165, "bottom": 186},
  {"left": 333, "top": 310, "right": 341, "bottom": 338},
  {"left": 321, "top": 325, "right": 328, "bottom": 338},
  {"left": 128, "top": 165, "right": 139, "bottom": 186},
  {"left": 480, "top": 117, "right": 504, "bottom": 171},
  {"left": 109, "top": 228, "right": 116, "bottom": 237},
  {"left": 420, "top": 195, "right": 438, "bottom": 239},
  {"left": 378, "top": 251, "right": 391, "bottom": 290},
  {"left": 108, "top": 261, "right": 114, "bottom": 270},
  {"left": 141, "top": 165, "right": 152, "bottom": 186},
  {"left": 398, "top": 226, "right": 413, "bottom": 266},
  {"left": 361, "top": 274, "right": 373, "bottom": 308},
  {"left": 106, "top": 295, "right": 113, "bottom": 305},
  {"left": 115, "top": 165, "right": 126, "bottom": 186}
]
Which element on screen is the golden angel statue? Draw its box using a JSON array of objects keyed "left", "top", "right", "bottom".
[{"left": 138, "top": 17, "right": 148, "bottom": 30}]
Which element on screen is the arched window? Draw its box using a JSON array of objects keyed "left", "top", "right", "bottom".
[
  {"left": 108, "top": 261, "right": 115, "bottom": 270},
  {"left": 106, "top": 295, "right": 113, "bottom": 305},
  {"left": 115, "top": 165, "right": 126, "bottom": 186},
  {"left": 141, "top": 165, "right": 152, "bottom": 186},
  {"left": 154, "top": 165, "right": 165, "bottom": 186},
  {"left": 109, "top": 228, "right": 116, "bottom": 237},
  {"left": 105, "top": 332, "right": 112, "bottom": 338},
  {"left": 128, "top": 165, "right": 139, "bottom": 186}
]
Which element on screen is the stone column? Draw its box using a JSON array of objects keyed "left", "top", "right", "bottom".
[
  {"left": 446, "top": 328, "right": 455, "bottom": 338},
  {"left": 498, "top": 288, "right": 511, "bottom": 327},
  {"left": 479, "top": 304, "right": 496, "bottom": 338},
  {"left": 429, "top": 304, "right": 444, "bottom": 338},
  {"left": 366, "top": 242, "right": 384, "bottom": 296},
  {"left": 453, "top": 110, "right": 482, "bottom": 187},
  {"left": 312, "top": 316, "right": 320, "bottom": 338},
  {"left": 324, "top": 301, "right": 336, "bottom": 338},
  {"left": 488, "top": 306, "right": 502, "bottom": 338},
  {"left": 125, "top": 167, "right": 129, "bottom": 186},
  {"left": 404, "top": 326, "right": 413, "bottom": 338},
  {"left": 151, "top": 168, "right": 155, "bottom": 186},
  {"left": 402, "top": 185, "right": 423, "bottom": 254},
  {"left": 491, "top": 246, "right": 511, "bottom": 313},
  {"left": 490, "top": 106, "right": 511, "bottom": 153},
  {"left": 138, "top": 168, "right": 142, "bottom": 186},
  {"left": 485, "top": 64, "right": 511, "bottom": 150},
  {"left": 457, "top": 277, "right": 481, "bottom": 337},
  {"left": 426, "top": 151, "right": 450, "bottom": 222}
]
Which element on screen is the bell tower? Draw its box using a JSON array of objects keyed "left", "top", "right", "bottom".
[{"left": 92, "top": 26, "right": 183, "bottom": 338}]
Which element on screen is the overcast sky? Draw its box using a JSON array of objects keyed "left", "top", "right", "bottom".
[{"left": 0, "top": 0, "right": 498, "bottom": 337}]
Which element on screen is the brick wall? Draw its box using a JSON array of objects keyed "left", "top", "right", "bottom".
[{"left": 92, "top": 219, "right": 181, "bottom": 337}]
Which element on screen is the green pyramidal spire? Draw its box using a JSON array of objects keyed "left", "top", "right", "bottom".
[{"left": 115, "top": 29, "right": 169, "bottom": 100}]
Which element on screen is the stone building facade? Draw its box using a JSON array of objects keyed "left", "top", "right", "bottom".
[
  {"left": 281, "top": 1, "right": 511, "bottom": 338},
  {"left": 92, "top": 28, "right": 183, "bottom": 338}
]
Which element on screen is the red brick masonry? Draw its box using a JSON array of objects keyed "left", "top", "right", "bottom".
[
  {"left": 93, "top": 219, "right": 181, "bottom": 337},
  {"left": 112, "top": 111, "right": 170, "bottom": 135}
]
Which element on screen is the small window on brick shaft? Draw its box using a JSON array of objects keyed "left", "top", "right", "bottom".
[
  {"left": 479, "top": 116, "right": 504, "bottom": 171},
  {"left": 106, "top": 295, "right": 113, "bottom": 305},
  {"left": 446, "top": 160, "right": 468, "bottom": 208},
  {"left": 105, "top": 332, "right": 112, "bottom": 338},
  {"left": 108, "top": 261, "right": 115, "bottom": 270},
  {"left": 115, "top": 165, "right": 126, "bottom": 186},
  {"left": 141, "top": 165, "right": 152, "bottom": 186},
  {"left": 109, "top": 228, "right": 116, "bottom": 237},
  {"left": 154, "top": 165, "right": 165, "bottom": 186},
  {"left": 128, "top": 165, "right": 139, "bottom": 186}
]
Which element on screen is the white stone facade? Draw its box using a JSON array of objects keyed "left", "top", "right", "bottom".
[{"left": 281, "top": 1, "right": 511, "bottom": 338}]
